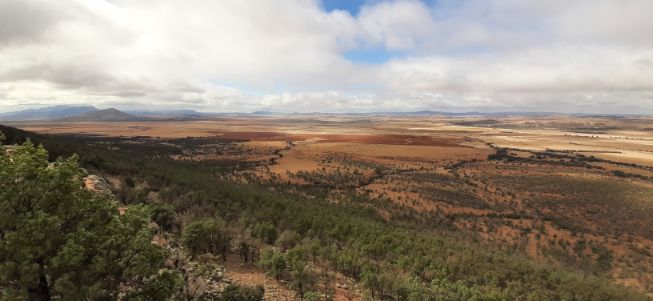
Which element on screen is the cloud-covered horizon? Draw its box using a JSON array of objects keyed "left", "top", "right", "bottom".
[{"left": 1, "top": 0, "right": 652, "bottom": 114}]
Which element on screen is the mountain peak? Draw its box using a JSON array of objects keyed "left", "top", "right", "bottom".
[{"left": 57, "top": 108, "right": 141, "bottom": 122}]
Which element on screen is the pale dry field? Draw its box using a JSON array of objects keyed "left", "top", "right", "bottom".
[{"left": 12, "top": 115, "right": 653, "bottom": 167}]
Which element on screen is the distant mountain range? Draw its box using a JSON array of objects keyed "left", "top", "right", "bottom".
[
  {"left": 127, "top": 109, "right": 210, "bottom": 118},
  {"left": 56, "top": 108, "right": 142, "bottom": 122},
  {"left": 0, "top": 105, "right": 99, "bottom": 121},
  {"left": 0, "top": 105, "right": 644, "bottom": 122},
  {"left": 0, "top": 106, "right": 206, "bottom": 121}
]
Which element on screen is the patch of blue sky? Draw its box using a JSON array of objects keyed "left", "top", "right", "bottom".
[
  {"left": 320, "top": 0, "right": 368, "bottom": 15},
  {"left": 322, "top": 0, "right": 439, "bottom": 16},
  {"left": 344, "top": 48, "right": 406, "bottom": 64}
]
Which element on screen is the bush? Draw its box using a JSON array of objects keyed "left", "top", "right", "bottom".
[{"left": 220, "top": 284, "right": 264, "bottom": 301}]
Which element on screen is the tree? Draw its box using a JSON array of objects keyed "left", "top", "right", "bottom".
[
  {"left": 287, "top": 247, "right": 312, "bottom": 300},
  {"left": 0, "top": 141, "right": 179, "bottom": 300},
  {"left": 239, "top": 241, "right": 251, "bottom": 263},
  {"left": 276, "top": 229, "right": 299, "bottom": 251},
  {"left": 360, "top": 266, "right": 381, "bottom": 300},
  {"left": 150, "top": 203, "right": 177, "bottom": 233},
  {"left": 259, "top": 248, "right": 286, "bottom": 282},
  {"left": 182, "top": 218, "right": 231, "bottom": 260},
  {"left": 252, "top": 222, "right": 277, "bottom": 244},
  {"left": 488, "top": 148, "right": 510, "bottom": 161}
]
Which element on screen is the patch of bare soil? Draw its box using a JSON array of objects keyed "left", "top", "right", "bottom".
[
  {"left": 223, "top": 258, "right": 297, "bottom": 300},
  {"left": 223, "top": 255, "right": 361, "bottom": 301}
]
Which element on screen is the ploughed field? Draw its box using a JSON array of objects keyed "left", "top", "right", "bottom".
[{"left": 12, "top": 114, "right": 653, "bottom": 293}]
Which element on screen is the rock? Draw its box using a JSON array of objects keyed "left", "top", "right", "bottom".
[
  {"left": 84, "top": 175, "right": 112, "bottom": 194},
  {"left": 3, "top": 145, "right": 18, "bottom": 158}
]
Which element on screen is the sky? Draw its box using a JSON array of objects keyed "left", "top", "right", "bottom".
[{"left": 1, "top": 0, "right": 653, "bottom": 114}]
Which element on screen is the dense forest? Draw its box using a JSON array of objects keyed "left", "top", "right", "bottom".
[{"left": 0, "top": 125, "right": 650, "bottom": 300}]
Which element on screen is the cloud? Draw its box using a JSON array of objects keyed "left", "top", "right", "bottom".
[
  {"left": 0, "top": 0, "right": 67, "bottom": 47},
  {"left": 381, "top": 47, "right": 653, "bottom": 93},
  {"left": 0, "top": 0, "right": 652, "bottom": 113},
  {"left": 357, "top": 0, "right": 435, "bottom": 50}
]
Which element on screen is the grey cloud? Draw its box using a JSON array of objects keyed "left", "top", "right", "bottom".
[
  {"left": 0, "top": 61, "right": 158, "bottom": 97},
  {"left": 0, "top": 0, "right": 64, "bottom": 47},
  {"left": 634, "top": 58, "right": 653, "bottom": 70},
  {"left": 0, "top": 62, "right": 112, "bottom": 88}
]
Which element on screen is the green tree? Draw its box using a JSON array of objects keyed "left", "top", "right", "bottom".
[
  {"left": 239, "top": 241, "right": 251, "bottom": 263},
  {"left": 287, "top": 247, "right": 312, "bottom": 300},
  {"left": 259, "top": 248, "right": 286, "bottom": 281},
  {"left": 252, "top": 222, "right": 277, "bottom": 244},
  {"left": 360, "top": 266, "right": 381, "bottom": 300},
  {"left": 0, "top": 141, "right": 179, "bottom": 300},
  {"left": 182, "top": 218, "right": 231, "bottom": 260},
  {"left": 276, "top": 229, "right": 299, "bottom": 251},
  {"left": 150, "top": 203, "right": 177, "bottom": 233}
]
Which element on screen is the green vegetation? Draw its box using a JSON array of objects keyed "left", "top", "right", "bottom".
[
  {"left": 219, "top": 284, "right": 264, "bottom": 301},
  {"left": 182, "top": 218, "right": 231, "bottom": 260},
  {"left": 0, "top": 126, "right": 650, "bottom": 300},
  {"left": 259, "top": 248, "right": 286, "bottom": 281},
  {"left": 0, "top": 139, "right": 180, "bottom": 300}
]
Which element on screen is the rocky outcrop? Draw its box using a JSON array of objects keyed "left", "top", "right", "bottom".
[
  {"left": 83, "top": 174, "right": 113, "bottom": 194},
  {"left": 3, "top": 145, "right": 18, "bottom": 158},
  {"left": 165, "top": 248, "right": 232, "bottom": 299}
]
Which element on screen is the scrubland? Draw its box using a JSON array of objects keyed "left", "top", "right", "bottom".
[{"left": 6, "top": 114, "right": 653, "bottom": 299}]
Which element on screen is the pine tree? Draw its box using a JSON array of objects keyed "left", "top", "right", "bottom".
[
  {"left": 259, "top": 248, "right": 285, "bottom": 282},
  {"left": 0, "top": 141, "right": 180, "bottom": 300}
]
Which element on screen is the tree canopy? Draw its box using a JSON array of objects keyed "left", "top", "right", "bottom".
[
  {"left": 0, "top": 140, "right": 179, "bottom": 300},
  {"left": 181, "top": 217, "right": 231, "bottom": 260}
]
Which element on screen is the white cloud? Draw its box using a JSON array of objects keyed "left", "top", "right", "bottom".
[
  {"left": 0, "top": 0, "right": 652, "bottom": 113},
  {"left": 357, "top": 0, "right": 435, "bottom": 50}
]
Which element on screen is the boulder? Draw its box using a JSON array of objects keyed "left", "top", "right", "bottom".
[{"left": 84, "top": 174, "right": 112, "bottom": 194}]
